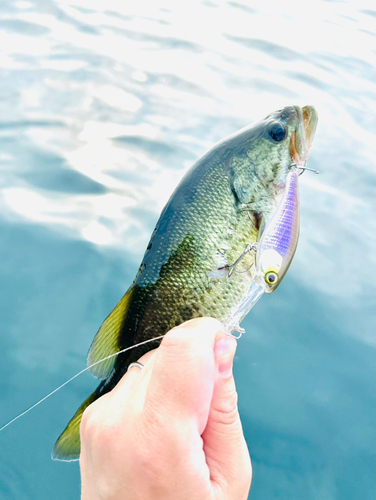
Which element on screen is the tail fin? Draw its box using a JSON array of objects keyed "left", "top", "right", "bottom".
[
  {"left": 53, "top": 286, "right": 135, "bottom": 461},
  {"left": 52, "top": 389, "right": 99, "bottom": 461}
]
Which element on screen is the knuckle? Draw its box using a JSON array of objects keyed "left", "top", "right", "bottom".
[
  {"left": 181, "top": 317, "right": 222, "bottom": 331},
  {"left": 80, "top": 396, "right": 120, "bottom": 446},
  {"left": 163, "top": 317, "right": 221, "bottom": 350},
  {"left": 135, "top": 445, "right": 164, "bottom": 481},
  {"left": 80, "top": 403, "right": 98, "bottom": 434},
  {"left": 80, "top": 406, "right": 99, "bottom": 442},
  {"left": 161, "top": 327, "right": 194, "bottom": 350},
  {"left": 212, "top": 388, "right": 239, "bottom": 426}
]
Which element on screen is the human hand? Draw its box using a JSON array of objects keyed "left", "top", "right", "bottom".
[{"left": 80, "top": 317, "right": 252, "bottom": 500}]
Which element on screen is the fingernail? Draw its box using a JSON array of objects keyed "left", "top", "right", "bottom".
[{"left": 215, "top": 336, "right": 237, "bottom": 378}]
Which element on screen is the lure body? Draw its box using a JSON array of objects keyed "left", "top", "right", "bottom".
[
  {"left": 224, "top": 169, "right": 300, "bottom": 333},
  {"left": 257, "top": 168, "right": 300, "bottom": 292}
]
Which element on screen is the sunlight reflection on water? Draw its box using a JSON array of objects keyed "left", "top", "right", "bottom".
[{"left": 0, "top": 0, "right": 375, "bottom": 499}]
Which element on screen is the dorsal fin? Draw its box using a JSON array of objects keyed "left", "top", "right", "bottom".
[{"left": 87, "top": 285, "right": 134, "bottom": 379}]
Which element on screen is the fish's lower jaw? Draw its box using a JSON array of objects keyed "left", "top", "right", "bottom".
[{"left": 302, "top": 105, "right": 318, "bottom": 150}]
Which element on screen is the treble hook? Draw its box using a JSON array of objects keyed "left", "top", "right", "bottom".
[
  {"left": 225, "top": 326, "right": 244, "bottom": 340},
  {"left": 291, "top": 162, "right": 320, "bottom": 175},
  {"left": 228, "top": 243, "right": 258, "bottom": 277},
  {"left": 298, "top": 166, "right": 320, "bottom": 175}
]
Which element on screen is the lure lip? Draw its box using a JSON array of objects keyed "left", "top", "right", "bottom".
[{"left": 290, "top": 105, "right": 318, "bottom": 164}]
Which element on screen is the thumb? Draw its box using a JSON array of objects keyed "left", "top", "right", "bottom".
[{"left": 202, "top": 334, "right": 252, "bottom": 494}]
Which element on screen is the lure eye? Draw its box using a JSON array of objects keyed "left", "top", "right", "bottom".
[
  {"left": 265, "top": 271, "right": 279, "bottom": 285},
  {"left": 269, "top": 122, "right": 287, "bottom": 142}
]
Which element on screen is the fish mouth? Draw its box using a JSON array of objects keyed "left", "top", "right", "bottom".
[{"left": 290, "top": 105, "right": 318, "bottom": 164}]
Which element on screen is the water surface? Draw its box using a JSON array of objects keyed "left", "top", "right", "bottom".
[{"left": 0, "top": 0, "right": 375, "bottom": 499}]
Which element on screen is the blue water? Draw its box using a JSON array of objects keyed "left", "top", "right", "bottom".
[{"left": 0, "top": 0, "right": 375, "bottom": 498}]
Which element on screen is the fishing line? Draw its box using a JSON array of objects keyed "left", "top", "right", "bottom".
[
  {"left": 0, "top": 334, "right": 165, "bottom": 432},
  {"left": 299, "top": 166, "right": 320, "bottom": 174}
]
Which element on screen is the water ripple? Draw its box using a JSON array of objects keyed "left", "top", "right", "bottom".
[
  {"left": 0, "top": 458, "right": 30, "bottom": 500},
  {"left": 0, "top": 0, "right": 375, "bottom": 499}
]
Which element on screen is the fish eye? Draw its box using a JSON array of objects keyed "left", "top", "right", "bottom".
[
  {"left": 265, "top": 271, "right": 279, "bottom": 285},
  {"left": 269, "top": 122, "right": 287, "bottom": 142}
]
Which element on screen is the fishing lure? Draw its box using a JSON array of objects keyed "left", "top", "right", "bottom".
[{"left": 223, "top": 167, "right": 301, "bottom": 335}]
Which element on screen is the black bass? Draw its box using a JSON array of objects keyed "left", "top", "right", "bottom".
[{"left": 54, "top": 105, "right": 318, "bottom": 460}]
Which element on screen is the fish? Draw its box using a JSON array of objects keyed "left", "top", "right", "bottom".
[{"left": 53, "top": 105, "right": 318, "bottom": 460}]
